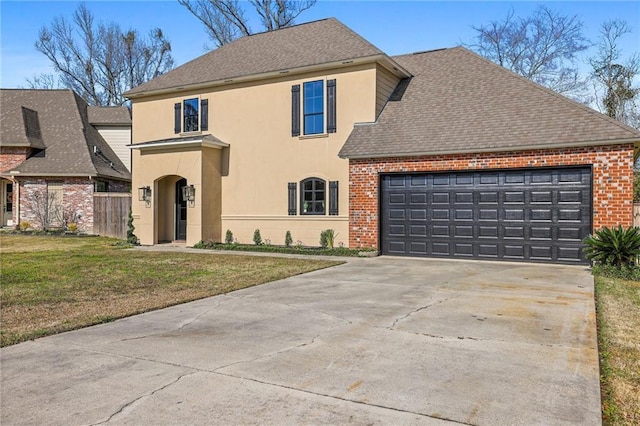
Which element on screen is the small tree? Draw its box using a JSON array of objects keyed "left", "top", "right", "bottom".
[
  {"left": 126, "top": 209, "right": 138, "bottom": 244},
  {"left": 285, "top": 230, "right": 293, "bottom": 248},
  {"left": 24, "top": 188, "right": 62, "bottom": 231},
  {"left": 225, "top": 229, "right": 234, "bottom": 244},
  {"left": 253, "top": 229, "right": 262, "bottom": 245}
]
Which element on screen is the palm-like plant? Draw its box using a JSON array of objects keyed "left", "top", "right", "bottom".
[{"left": 583, "top": 225, "right": 640, "bottom": 266}]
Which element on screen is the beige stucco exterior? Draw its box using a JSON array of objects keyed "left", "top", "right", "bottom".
[{"left": 131, "top": 61, "right": 400, "bottom": 246}]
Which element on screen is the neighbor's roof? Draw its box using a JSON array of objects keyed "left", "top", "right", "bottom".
[
  {"left": 88, "top": 106, "right": 131, "bottom": 125},
  {"left": 340, "top": 47, "right": 640, "bottom": 158},
  {"left": 125, "top": 18, "right": 397, "bottom": 97},
  {"left": 0, "top": 89, "right": 130, "bottom": 180}
]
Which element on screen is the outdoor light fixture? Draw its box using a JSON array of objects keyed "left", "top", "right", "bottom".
[
  {"left": 138, "top": 186, "right": 151, "bottom": 202},
  {"left": 182, "top": 184, "right": 196, "bottom": 203}
]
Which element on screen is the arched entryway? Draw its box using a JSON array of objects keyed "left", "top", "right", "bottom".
[{"left": 156, "top": 175, "right": 190, "bottom": 243}]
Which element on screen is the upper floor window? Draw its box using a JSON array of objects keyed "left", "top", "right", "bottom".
[
  {"left": 174, "top": 98, "right": 209, "bottom": 134},
  {"left": 303, "top": 81, "right": 324, "bottom": 135},
  {"left": 183, "top": 98, "right": 199, "bottom": 132},
  {"left": 291, "top": 79, "right": 336, "bottom": 137}
]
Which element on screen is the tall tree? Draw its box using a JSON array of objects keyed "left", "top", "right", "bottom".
[
  {"left": 589, "top": 20, "right": 639, "bottom": 127},
  {"left": 179, "top": 0, "right": 316, "bottom": 47},
  {"left": 468, "top": 6, "right": 589, "bottom": 96},
  {"left": 33, "top": 3, "right": 174, "bottom": 106}
]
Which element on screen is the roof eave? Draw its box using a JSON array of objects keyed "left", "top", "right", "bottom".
[
  {"left": 128, "top": 135, "right": 229, "bottom": 151},
  {"left": 125, "top": 54, "right": 411, "bottom": 100},
  {"left": 3, "top": 170, "right": 131, "bottom": 181},
  {"left": 339, "top": 137, "right": 640, "bottom": 159}
]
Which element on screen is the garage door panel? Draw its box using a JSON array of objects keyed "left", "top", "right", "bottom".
[{"left": 381, "top": 167, "right": 591, "bottom": 264}]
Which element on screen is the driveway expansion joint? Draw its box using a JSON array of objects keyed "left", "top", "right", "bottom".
[{"left": 213, "top": 370, "right": 473, "bottom": 425}]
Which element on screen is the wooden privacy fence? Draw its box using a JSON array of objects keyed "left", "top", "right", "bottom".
[
  {"left": 634, "top": 204, "right": 640, "bottom": 228},
  {"left": 93, "top": 193, "right": 131, "bottom": 239}
]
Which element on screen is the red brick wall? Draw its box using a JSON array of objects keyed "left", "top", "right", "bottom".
[
  {"left": 16, "top": 178, "right": 129, "bottom": 233},
  {"left": 0, "top": 147, "right": 29, "bottom": 172},
  {"left": 348, "top": 144, "right": 635, "bottom": 248}
]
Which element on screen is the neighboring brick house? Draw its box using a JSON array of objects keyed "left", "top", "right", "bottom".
[
  {"left": 125, "top": 18, "right": 640, "bottom": 264},
  {"left": 0, "top": 89, "right": 131, "bottom": 232}
]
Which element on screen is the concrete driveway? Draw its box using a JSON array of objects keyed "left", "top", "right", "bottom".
[{"left": 1, "top": 256, "right": 600, "bottom": 425}]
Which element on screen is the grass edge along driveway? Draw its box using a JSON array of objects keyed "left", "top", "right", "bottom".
[{"left": 0, "top": 234, "right": 341, "bottom": 347}]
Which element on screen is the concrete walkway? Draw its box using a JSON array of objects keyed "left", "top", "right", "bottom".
[{"left": 1, "top": 256, "right": 600, "bottom": 425}]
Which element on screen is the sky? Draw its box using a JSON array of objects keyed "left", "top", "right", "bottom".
[{"left": 1, "top": 1, "right": 639, "bottom": 89}]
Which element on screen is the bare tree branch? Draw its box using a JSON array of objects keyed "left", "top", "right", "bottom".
[
  {"left": 468, "top": 6, "right": 589, "bottom": 97},
  {"left": 179, "top": 0, "right": 316, "bottom": 48},
  {"left": 33, "top": 4, "right": 173, "bottom": 106},
  {"left": 589, "top": 20, "right": 640, "bottom": 127}
]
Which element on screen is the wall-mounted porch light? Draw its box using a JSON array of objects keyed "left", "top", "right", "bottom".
[
  {"left": 138, "top": 186, "right": 152, "bottom": 202},
  {"left": 182, "top": 184, "right": 196, "bottom": 203}
]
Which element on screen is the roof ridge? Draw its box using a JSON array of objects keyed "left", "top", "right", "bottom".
[
  {"left": 244, "top": 17, "right": 335, "bottom": 38},
  {"left": 457, "top": 47, "right": 640, "bottom": 137}
]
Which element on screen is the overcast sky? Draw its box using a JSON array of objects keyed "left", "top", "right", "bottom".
[{"left": 1, "top": 1, "right": 638, "bottom": 88}]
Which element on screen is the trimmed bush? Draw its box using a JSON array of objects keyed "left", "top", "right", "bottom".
[
  {"left": 285, "top": 230, "right": 293, "bottom": 248},
  {"left": 225, "top": 229, "right": 234, "bottom": 244},
  {"left": 253, "top": 229, "right": 262, "bottom": 246}
]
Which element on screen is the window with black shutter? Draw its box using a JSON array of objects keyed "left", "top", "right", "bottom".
[
  {"left": 288, "top": 182, "right": 297, "bottom": 215},
  {"left": 201, "top": 99, "right": 208, "bottom": 131},
  {"left": 329, "top": 181, "right": 338, "bottom": 215},
  {"left": 174, "top": 103, "right": 181, "bottom": 133},
  {"left": 291, "top": 85, "right": 300, "bottom": 136},
  {"left": 327, "top": 79, "right": 336, "bottom": 133}
]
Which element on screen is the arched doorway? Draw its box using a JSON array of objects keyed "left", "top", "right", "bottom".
[
  {"left": 175, "top": 178, "right": 187, "bottom": 240},
  {"left": 156, "top": 175, "right": 189, "bottom": 243}
]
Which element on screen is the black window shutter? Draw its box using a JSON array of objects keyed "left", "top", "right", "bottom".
[
  {"left": 288, "top": 182, "right": 297, "bottom": 215},
  {"left": 327, "top": 79, "right": 337, "bottom": 133},
  {"left": 201, "top": 99, "right": 208, "bottom": 131},
  {"left": 329, "top": 181, "right": 338, "bottom": 215},
  {"left": 291, "top": 85, "right": 300, "bottom": 137},
  {"left": 174, "top": 103, "right": 181, "bottom": 134}
]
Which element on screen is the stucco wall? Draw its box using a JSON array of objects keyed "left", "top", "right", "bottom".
[
  {"left": 131, "top": 63, "right": 381, "bottom": 246},
  {"left": 348, "top": 144, "right": 635, "bottom": 248}
]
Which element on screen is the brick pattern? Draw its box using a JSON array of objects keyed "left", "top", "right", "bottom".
[
  {"left": 348, "top": 144, "right": 635, "bottom": 248},
  {"left": 17, "top": 178, "right": 130, "bottom": 232},
  {"left": 1, "top": 147, "right": 29, "bottom": 172}
]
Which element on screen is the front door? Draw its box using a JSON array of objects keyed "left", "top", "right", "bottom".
[
  {"left": 175, "top": 178, "right": 187, "bottom": 240},
  {"left": 1, "top": 180, "right": 13, "bottom": 227}
]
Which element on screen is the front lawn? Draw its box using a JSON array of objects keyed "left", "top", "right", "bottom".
[
  {"left": 595, "top": 274, "right": 640, "bottom": 425},
  {"left": 0, "top": 234, "right": 341, "bottom": 347}
]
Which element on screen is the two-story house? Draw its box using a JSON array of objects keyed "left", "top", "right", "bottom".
[
  {"left": 0, "top": 89, "right": 131, "bottom": 232},
  {"left": 125, "top": 18, "right": 640, "bottom": 264}
]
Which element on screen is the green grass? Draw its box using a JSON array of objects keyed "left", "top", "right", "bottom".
[
  {"left": 594, "top": 273, "right": 640, "bottom": 425},
  {"left": 0, "top": 234, "right": 341, "bottom": 347}
]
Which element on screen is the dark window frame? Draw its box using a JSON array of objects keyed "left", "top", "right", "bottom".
[
  {"left": 303, "top": 80, "right": 324, "bottom": 135},
  {"left": 183, "top": 98, "right": 199, "bottom": 132},
  {"left": 300, "top": 177, "right": 326, "bottom": 215}
]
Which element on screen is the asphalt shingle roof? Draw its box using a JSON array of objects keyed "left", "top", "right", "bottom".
[
  {"left": 0, "top": 89, "right": 130, "bottom": 180},
  {"left": 125, "top": 18, "right": 386, "bottom": 97},
  {"left": 339, "top": 47, "right": 640, "bottom": 158},
  {"left": 88, "top": 106, "right": 131, "bottom": 125}
]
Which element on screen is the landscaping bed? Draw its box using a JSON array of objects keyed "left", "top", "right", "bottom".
[{"left": 193, "top": 240, "right": 378, "bottom": 257}]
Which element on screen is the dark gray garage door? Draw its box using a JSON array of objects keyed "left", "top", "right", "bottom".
[{"left": 380, "top": 167, "right": 592, "bottom": 263}]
